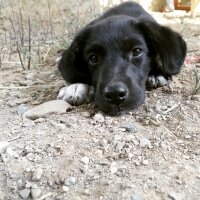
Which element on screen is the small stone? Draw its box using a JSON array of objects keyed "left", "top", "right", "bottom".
[
  {"left": 134, "top": 161, "right": 140, "bottom": 166},
  {"left": 95, "top": 149, "right": 103, "bottom": 158},
  {"left": 34, "top": 118, "right": 46, "bottom": 123},
  {"left": 110, "top": 166, "right": 118, "bottom": 174},
  {"left": 31, "top": 188, "right": 42, "bottom": 199},
  {"left": 81, "top": 156, "right": 90, "bottom": 165},
  {"left": 167, "top": 191, "right": 182, "bottom": 200},
  {"left": 131, "top": 193, "right": 143, "bottom": 200},
  {"left": 139, "top": 138, "right": 151, "bottom": 148},
  {"left": 19, "top": 188, "right": 30, "bottom": 199},
  {"left": 64, "top": 177, "right": 76, "bottom": 186},
  {"left": 26, "top": 153, "right": 35, "bottom": 161},
  {"left": 110, "top": 162, "right": 118, "bottom": 174},
  {"left": 23, "top": 100, "right": 72, "bottom": 120},
  {"left": 22, "top": 119, "right": 35, "bottom": 127},
  {"left": 0, "top": 141, "right": 9, "bottom": 154},
  {"left": 142, "top": 160, "right": 149, "bottom": 165},
  {"left": 184, "top": 135, "right": 191, "bottom": 139},
  {"left": 83, "top": 189, "right": 91, "bottom": 196},
  {"left": 5, "top": 147, "right": 19, "bottom": 159},
  {"left": 113, "top": 135, "right": 122, "bottom": 141},
  {"left": 81, "top": 111, "right": 91, "bottom": 118},
  {"left": 25, "top": 182, "right": 32, "bottom": 188},
  {"left": 93, "top": 113, "right": 105, "bottom": 123},
  {"left": 62, "top": 185, "right": 69, "bottom": 192},
  {"left": 32, "top": 168, "right": 43, "bottom": 181},
  {"left": 120, "top": 123, "right": 138, "bottom": 133},
  {"left": 191, "top": 95, "right": 200, "bottom": 101},
  {"left": 17, "top": 104, "right": 29, "bottom": 116},
  {"left": 115, "top": 141, "right": 125, "bottom": 152}
]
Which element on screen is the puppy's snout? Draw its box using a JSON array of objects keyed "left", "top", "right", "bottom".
[{"left": 104, "top": 82, "right": 128, "bottom": 105}]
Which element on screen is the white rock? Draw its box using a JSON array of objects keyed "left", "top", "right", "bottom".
[
  {"left": 113, "top": 135, "right": 122, "bottom": 141},
  {"left": 32, "top": 168, "right": 43, "bottom": 181},
  {"left": 23, "top": 100, "right": 72, "bottom": 120},
  {"left": 93, "top": 113, "right": 105, "bottom": 123},
  {"left": 26, "top": 153, "right": 35, "bottom": 161},
  {"left": 62, "top": 186, "right": 69, "bottom": 192},
  {"left": 110, "top": 166, "right": 118, "bottom": 174},
  {"left": 81, "top": 156, "right": 90, "bottom": 165},
  {"left": 22, "top": 118, "right": 35, "bottom": 127},
  {"left": 139, "top": 138, "right": 151, "bottom": 148},
  {"left": 131, "top": 193, "right": 143, "bottom": 200},
  {"left": 19, "top": 188, "right": 30, "bottom": 199},
  {"left": 167, "top": 191, "right": 182, "bottom": 200},
  {"left": 64, "top": 177, "right": 76, "bottom": 186},
  {"left": 25, "top": 182, "right": 32, "bottom": 188},
  {"left": 0, "top": 141, "right": 9, "bottom": 154},
  {"left": 110, "top": 162, "right": 118, "bottom": 174},
  {"left": 142, "top": 160, "right": 149, "bottom": 165},
  {"left": 17, "top": 104, "right": 29, "bottom": 116},
  {"left": 31, "top": 188, "right": 42, "bottom": 199},
  {"left": 5, "top": 147, "right": 19, "bottom": 159}
]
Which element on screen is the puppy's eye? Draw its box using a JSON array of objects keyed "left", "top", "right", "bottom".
[
  {"left": 131, "top": 48, "right": 143, "bottom": 57},
  {"left": 88, "top": 54, "right": 98, "bottom": 64}
]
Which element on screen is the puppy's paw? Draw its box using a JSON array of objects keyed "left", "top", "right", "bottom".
[
  {"left": 57, "top": 84, "right": 94, "bottom": 106},
  {"left": 146, "top": 75, "right": 170, "bottom": 89}
]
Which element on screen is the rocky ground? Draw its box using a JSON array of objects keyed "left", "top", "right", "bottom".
[{"left": 0, "top": 13, "right": 200, "bottom": 200}]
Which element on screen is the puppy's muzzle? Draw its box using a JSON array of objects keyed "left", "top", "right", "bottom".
[{"left": 103, "top": 81, "right": 128, "bottom": 106}]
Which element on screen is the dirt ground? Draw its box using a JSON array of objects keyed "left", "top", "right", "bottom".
[{"left": 0, "top": 13, "right": 200, "bottom": 200}]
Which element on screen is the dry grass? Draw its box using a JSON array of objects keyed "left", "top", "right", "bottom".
[
  {"left": 192, "top": 68, "right": 200, "bottom": 95},
  {"left": 0, "top": 0, "right": 102, "bottom": 70}
]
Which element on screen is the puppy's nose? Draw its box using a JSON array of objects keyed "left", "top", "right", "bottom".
[{"left": 104, "top": 82, "right": 128, "bottom": 105}]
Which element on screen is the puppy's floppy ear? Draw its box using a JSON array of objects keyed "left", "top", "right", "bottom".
[
  {"left": 58, "top": 28, "right": 91, "bottom": 84},
  {"left": 138, "top": 21, "right": 187, "bottom": 75}
]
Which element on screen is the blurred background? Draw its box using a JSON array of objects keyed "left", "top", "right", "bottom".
[{"left": 0, "top": 0, "right": 200, "bottom": 70}]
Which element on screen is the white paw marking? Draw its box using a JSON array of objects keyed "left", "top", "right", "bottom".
[
  {"left": 57, "top": 83, "right": 94, "bottom": 106},
  {"left": 147, "top": 75, "right": 169, "bottom": 88}
]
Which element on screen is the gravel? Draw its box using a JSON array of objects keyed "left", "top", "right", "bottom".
[{"left": 0, "top": 18, "right": 200, "bottom": 200}]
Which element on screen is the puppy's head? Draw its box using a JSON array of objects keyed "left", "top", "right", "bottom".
[{"left": 59, "top": 16, "right": 186, "bottom": 114}]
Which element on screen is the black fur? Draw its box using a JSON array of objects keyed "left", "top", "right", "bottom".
[{"left": 59, "top": 2, "right": 187, "bottom": 114}]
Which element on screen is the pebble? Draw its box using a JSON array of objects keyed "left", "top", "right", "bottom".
[
  {"left": 142, "top": 160, "right": 149, "bottom": 165},
  {"left": 139, "top": 138, "right": 151, "bottom": 148},
  {"left": 110, "top": 166, "right": 118, "bottom": 174},
  {"left": 23, "top": 100, "right": 72, "bottom": 120},
  {"left": 26, "top": 153, "right": 35, "bottom": 161},
  {"left": 17, "top": 104, "right": 29, "bottom": 116},
  {"left": 31, "top": 188, "right": 42, "bottom": 199},
  {"left": 22, "top": 118, "right": 35, "bottom": 127},
  {"left": 167, "top": 191, "right": 182, "bottom": 200},
  {"left": 0, "top": 141, "right": 9, "bottom": 154},
  {"left": 120, "top": 123, "right": 138, "bottom": 133},
  {"left": 93, "top": 113, "right": 105, "bottom": 123},
  {"left": 5, "top": 147, "right": 19, "bottom": 159},
  {"left": 7, "top": 98, "right": 30, "bottom": 107},
  {"left": 25, "top": 182, "right": 32, "bottom": 188},
  {"left": 19, "top": 188, "right": 30, "bottom": 199},
  {"left": 32, "top": 168, "right": 43, "bottom": 181},
  {"left": 81, "top": 111, "right": 91, "bottom": 118},
  {"left": 64, "top": 177, "right": 76, "bottom": 186},
  {"left": 113, "top": 135, "right": 122, "bottom": 141},
  {"left": 131, "top": 193, "right": 143, "bottom": 200},
  {"left": 62, "top": 185, "right": 69, "bottom": 192},
  {"left": 115, "top": 141, "right": 125, "bottom": 152},
  {"left": 81, "top": 156, "right": 90, "bottom": 165},
  {"left": 110, "top": 162, "right": 118, "bottom": 174},
  {"left": 191, "top": 95, "right": 200, "bottom": 101}
]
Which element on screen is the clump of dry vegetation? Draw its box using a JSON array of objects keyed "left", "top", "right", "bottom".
[
  {"left": 0, "top": 0, "right": 101, "bottom": 70},
  {"left": 192, "top": 68, "right": 200, "bottom": 95}
]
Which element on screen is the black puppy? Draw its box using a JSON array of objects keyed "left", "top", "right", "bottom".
[{"left": 57, "top": 2, "right": 186, "bottom": 114}]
